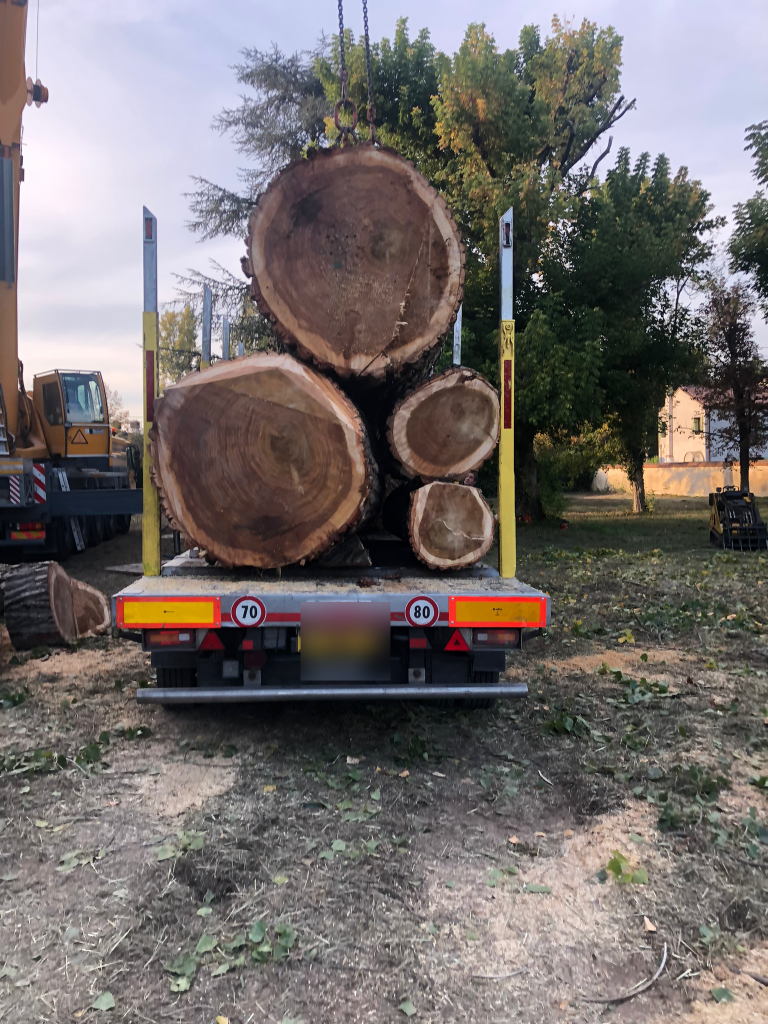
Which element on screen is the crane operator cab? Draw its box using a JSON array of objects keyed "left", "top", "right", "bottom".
[{"left": 32, "top": 370, "right": 111, "bottom": 459}]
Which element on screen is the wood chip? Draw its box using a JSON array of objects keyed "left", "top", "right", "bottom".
[
  {"left": 563, "top": 829, "right": 574, "bottom": 838},
  {"left": 508, "top": 836, "right": 520, "bottom": 845},
  {"left": 432, "top": 771, "right": 446, "bottom": 778},
  {"left": 643, "top": 916, "right": 657, "bottom": 933},
  {"left": 535, "top": 831, "right": 547, "bottom": 838},
  {"left": 399, "top": 770, "right": 410, "bottom": 778}
]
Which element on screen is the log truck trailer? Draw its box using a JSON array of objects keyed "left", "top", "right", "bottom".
[
  {"left": 115, "top": 207, "right": 550, "bottom": 706},
  {"left": 0, "top": 0, "right": 141, "bottom": 560}
]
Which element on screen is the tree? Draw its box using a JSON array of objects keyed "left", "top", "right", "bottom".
[
  {"left": 103, "top": 384, "right": 128, "bottom": 428},
  {"left": 533, "top": 149, "right": 719, "bottom": 511},
  {"left": 700, "top": 279, "right": 767, "bottom": 492},
  {"left": 159, "top": 306, "right": 198, "bottom": 388},
  {"left": 730, "top": 122, "right": 768, "bottom": 318}
]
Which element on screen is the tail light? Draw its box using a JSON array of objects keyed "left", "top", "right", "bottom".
[
  {"left": 144, "top": 630, "right": 194, "bottom": 649},
  {"left": 473, "top": 628, "right": 520, "bottom": 647}
]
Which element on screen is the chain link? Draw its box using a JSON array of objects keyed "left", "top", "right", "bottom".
[
  {"left": 337, "top": 0, "right": 347, "bottom": 101},
  {"left": 362, "top": 0, "right": 375, "bottom": 139}
]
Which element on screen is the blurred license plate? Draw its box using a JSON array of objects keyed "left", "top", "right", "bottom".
[{"left": 301, "top": 602, "right": 390, "bottom": 682}]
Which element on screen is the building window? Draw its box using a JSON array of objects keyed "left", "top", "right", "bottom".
[{"left": 692, "top": 417, "right": 702, "bottom": 435}]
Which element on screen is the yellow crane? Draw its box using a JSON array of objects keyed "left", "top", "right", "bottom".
[{"left": 0, "top": 0, "right": 140, "bottom": 558}]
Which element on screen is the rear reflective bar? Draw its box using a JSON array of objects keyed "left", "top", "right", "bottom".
[{"left": 138, "top": 683, "right": 528, "bottom": 704}]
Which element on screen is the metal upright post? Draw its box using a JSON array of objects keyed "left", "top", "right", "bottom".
[
  {"left": 201, "top": 285, "right": 212, "bottom": 370},
  {"left": 452, "top": 304, "right": 462, "bottom": 366},
  {"left": 237, "top": 338, "right": 244, "bottom": 358},
  {"left": 222, "top": 317, "right": 230, "bottom": 360},
  {"left": 142, "top": 207, "right": 161, "bottom": 577},
  {"left": 498, "top": 207, "right": 515, "bottom": 579}
]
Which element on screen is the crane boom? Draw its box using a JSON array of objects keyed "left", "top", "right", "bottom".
[{"left": 0, "top": 0, "right": 47, "bottom": 437}]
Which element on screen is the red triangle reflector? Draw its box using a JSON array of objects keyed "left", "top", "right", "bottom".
[
  {"left": 199, "top": 630, "right": 224, "bottom": 651},
  {"left": 445, "top": 629, "right": 469, "bottom": 652}
]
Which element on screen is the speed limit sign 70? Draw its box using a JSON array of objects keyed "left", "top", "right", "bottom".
[
  {"left": 231, "top": 596, "right": 266, "bottom": 627},
  {"left": 405, "top": 596, "right": 438, "bottom": 627}
]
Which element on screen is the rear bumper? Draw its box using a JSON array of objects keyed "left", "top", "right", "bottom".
[{"left": 137, "top": 682, "right": 528, "bottom": 704}]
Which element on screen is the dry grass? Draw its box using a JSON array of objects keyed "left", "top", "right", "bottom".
[{"left": 1, "top": 494, "right": 768, "bottom": 1023}]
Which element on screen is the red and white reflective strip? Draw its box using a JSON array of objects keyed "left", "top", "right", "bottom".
[
  {"left": 8, "top": 476, "right": 21, "bottom": 505},
  {"left": 33, "top": 463, "right": 46, "bottom": 504}
]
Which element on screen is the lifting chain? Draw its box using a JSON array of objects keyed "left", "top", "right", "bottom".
[{"left": 333, "top": 0, "right": 376, "bottom": 144}]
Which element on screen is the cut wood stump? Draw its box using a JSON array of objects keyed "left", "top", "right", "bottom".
[
  {"left": 408, "top": 482, "right": 495, "bottom": 570},
  {"left": 388, "top": 367, "right": 500, "bottom": 480},
  {"left": 3, "top": 562, "right": 110, "bottom": 649},
  {"left": 243, "top": 144, "right": 465, "bottom": 380},
  {"left": 150, "top": 353, "right": 379, "bottom": 568}
]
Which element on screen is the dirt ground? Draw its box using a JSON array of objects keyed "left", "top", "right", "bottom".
[{"left": 2, "top": 496, "right": 768, "bottom": 1024}]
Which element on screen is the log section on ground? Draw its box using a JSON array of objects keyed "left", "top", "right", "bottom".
[
  {"left": 388, "top": 367, "right": 500, "bottom": 480},
  {"left": 409, "top": 482, "right": 495, "bottom": 570},
  {"left": 3, "top": 561, "right": 110, "bottom": 649},
  {"left": 149, "top": 354, "right": 379, "bottom": 568},
  {"left": 243, "top": 144, "right": 465, "bottom": 379}
]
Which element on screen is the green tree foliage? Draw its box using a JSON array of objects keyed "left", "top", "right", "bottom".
[
  {"left": 534, "top": 149, "right": 719, "bottom": 511},
  {"left": 700, "top": 279, "right": 767, "bottom": 492},
  {"left": 730, "top": 122, "right": 768, "bottom": 318},
  {"left": 159, "top": 306, "right": 199, "bottom": 388}
]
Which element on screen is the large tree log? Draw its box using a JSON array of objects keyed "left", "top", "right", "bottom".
[
  {"left": 387, "top": 367, "right": 500, "bottom": 480},
  {"left": 3, "top": 562, "right": 110, "bottom": 649},
  {"left": 409, "top": 482, "right": 495, "bottom": 570},
  {"left": 150, "top": 354, "right": 380, "bottom": 568},
  {"left": 242, "top": 144, "right": 465, "bottom": 380}
]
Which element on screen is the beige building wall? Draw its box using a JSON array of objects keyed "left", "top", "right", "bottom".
[
  {"left": 658, "top": 388, "right": 709, "bottom": 463},
  {"left": 594, "top": 461, "right": 768, "bottom": 497}
]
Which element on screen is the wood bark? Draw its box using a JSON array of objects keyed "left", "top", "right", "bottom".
[
  {"left": 387, "top": 367, "right": 500, "bottom": 480},
  {"left": 384, "top": 481, "right": 495, "bottom": 570},
  {"left": 149, "top": 353, "right": 380, "bottom": 568},
  {"left": 3, "top": 562, "right": 110, "bottom": 649},
  {"left": 243, "top": 143, "right": 465, "bottom": 381}
]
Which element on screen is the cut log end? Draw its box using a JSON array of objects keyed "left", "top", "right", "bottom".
[
  {"left": 245, "top": 144, "right": 465, "bottom": 379},
  {"left": 3, "top": 562, "right": 110, "bottom": 650},
  {"left": 388, "top": 367, "right": 500, "bottom": 480},
  {"left": 150, "top": 353, "right": 379, "bottom": 568},
  {"left": 409, "top": 482, "right": 495, "bottom": 570}
]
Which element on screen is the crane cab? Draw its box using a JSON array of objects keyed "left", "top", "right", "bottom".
[{"left": 33, "top": 370, "right": 111, "bottom": 458}]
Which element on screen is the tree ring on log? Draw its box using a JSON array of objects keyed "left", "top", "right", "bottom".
[
  {"left": 409, "top": 482, "right": 495, "bottom": 570},
  {"left": 150, "top": 354, "right": 377, "bottom": 568},
  {"left": 388, "top": 367, "right": 500, "bottom": 480},
  {"left": 244, "top": 144, "right": 465, "bottom": 379}
]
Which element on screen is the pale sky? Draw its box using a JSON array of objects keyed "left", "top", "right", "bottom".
[{"left": 15, "top": 0, "right": 768, "bottom": 418}]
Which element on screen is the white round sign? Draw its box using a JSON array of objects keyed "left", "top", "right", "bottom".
[
  {"left": 405, "top": 596, "right": 439, "bottom": 627},
  {"left": 231, "top": 596, "right": 266, "bottom": 627}
]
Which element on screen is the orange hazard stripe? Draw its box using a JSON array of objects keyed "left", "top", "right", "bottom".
[
  {"left": 449, "top": 595, "right": 546, "bottom": 628},
  {"left": 10, "top": 530, "right": 46, "bottom": 540}
]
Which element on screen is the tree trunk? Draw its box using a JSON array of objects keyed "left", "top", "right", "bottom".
[
  {"left": 243, "top": 143, "right": 465, "bottom": 381},
  {"left": 517, "top": 428, "right": 542, "bottom": 518},
  {"left": 3, "top": 562, "right": 109, "bottom": 650},
  {"left": 630, "top": 461, "right": 646, "bottom": 513},
  {"left": 383, "top": 481, "right": 494, "bottom": 570},
  {"left": 149, "top": 353, "right": 380, "bottom": 568},
  {"left": 740, "top": 427, "right": 751, "bottom": 493},
  {"left": 387, "top": 367, "right": 500, "bottom": 481}
]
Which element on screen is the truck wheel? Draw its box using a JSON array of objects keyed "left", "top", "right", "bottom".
[
  {"left": 103, "top": 515, "right": 117, "bottom": 541},
  {"left": 55, "top": 518, "right": 75, "bottom": 562},
  {"left": 461, "top": 671, "right": 499, "bottom": 710},
  {"left": 115, "top": 514, "right": 131, "bottom": 535},
  {"left": 86, "top": 515, "right": 105, "bottom": 547}
]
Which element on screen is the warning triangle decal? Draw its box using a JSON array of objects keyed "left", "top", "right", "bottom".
[
  {"left": 445, "top": 629, "right": 469, "bottom": 652},
  {"left": 70, "top": 429, "right": 88, "bottom": 445}
]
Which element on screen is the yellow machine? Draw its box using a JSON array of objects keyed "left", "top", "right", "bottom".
[{"left": 0, "top": 1, "right": 140, "bottom": 557}]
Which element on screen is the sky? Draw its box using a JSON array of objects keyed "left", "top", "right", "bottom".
[{"left": 15, "top": 0, "right": 768, "bottom": 418}]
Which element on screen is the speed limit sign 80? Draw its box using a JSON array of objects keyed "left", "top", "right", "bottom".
[
  {"left": 405, "top": 596, "right": 439, "bottom": 627},
  {"left": 231, "top": 596, "right": 266, "bottom": 627}
]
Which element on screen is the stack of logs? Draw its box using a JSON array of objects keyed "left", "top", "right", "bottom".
[{"left": 150, "top": 144, "right": 500, "bottom": 570}]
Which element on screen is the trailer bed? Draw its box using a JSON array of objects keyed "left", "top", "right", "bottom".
[{"left": 115, "top": 549, "right": 549, "bottom": 705}]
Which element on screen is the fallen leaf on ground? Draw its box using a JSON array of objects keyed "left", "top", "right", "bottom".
[
  {"left": 273, "top": 874, "right": 289, "bottom": 885},
  {"left": 399, "top": 770, "right": 410, "bottom": 778},
  {"left": 398, "top": 998, "right": 416, "bottom": 1017},
  {"left": 643, "top": 916, "right": 657, "bottom": 932},
  {"left": 346, "top": 755, "right": 363, "bottom": 765},
  {"left": 711, "top": 987, "right": 734, "bottom": 1003},
  {"left": 524, "top": 883, "right": 552, "bottom": 894},
  {"left": 508, "top": 836, "right": 520, "bottom": 845},
  {"left": 216, "top": 1017, "right": 229, "bottom": 1024},
  {"left": 91, "top": 992, "right": 115, "bottom": 1011},
  {"left": 263, "top": 785, "right": 276, "bottom": 793}
]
